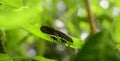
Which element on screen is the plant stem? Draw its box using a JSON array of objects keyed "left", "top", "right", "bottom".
[
  {"left": 0, "top": 30, "right": 6, "bottom": 53},
  {"left": 85, "top": 0, "right": 96, "bottom": 34}
]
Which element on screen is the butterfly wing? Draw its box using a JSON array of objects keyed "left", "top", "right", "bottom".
[
  {"left": 40, "top": 26, "right": 55, "bottom": 35},
  {"left": 55, "top": 30, "right": 73, "bottom": 43},
  {"left": 40, "top": 26, "right": 58, "bottom": 41}
]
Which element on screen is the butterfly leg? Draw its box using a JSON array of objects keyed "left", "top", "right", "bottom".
[
  {"left": 60, "top": 38, "right": 67, "bottom": 43},
  {"left": 51, "top": 35, "right": 57, "bottom": 43}
]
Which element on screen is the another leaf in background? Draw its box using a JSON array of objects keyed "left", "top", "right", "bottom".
[
  {"left": 112, "top": 17, "right": 120, "bottom": 52},
  {"left": 0, "top": 0, "right": 23, "bottom": 8},
  {"left": 75, "top": 30, "right": 120, "bottom": 61},
  {"left": 5, "top": 29, "right": 28, "bottom": 56},
  {"left": 32, "top": 56, "right": 56, "bottom": 61},
  {"left": 102, "top": 20, "right": 110, "bottom": 29},
  {"left": 79, "top": 21, "right": 90, "bottom": 32},
  {"left": 0, "top": 54, "right": 13, "bottom": 61},
  {"left": 0, "top": 0, "right": 42, "bottom": 29},
  {"left": 67, "top": 20, "right": 76, "bottom": 36},
  {"left": 112, "top": 18, "right": 120, "bottom": 43},
  {"left": 91, "top": 0, "right": 104, "bottom": 15},
  {"left": 114, "top": 0, "right": 120, "bottom": 7}
]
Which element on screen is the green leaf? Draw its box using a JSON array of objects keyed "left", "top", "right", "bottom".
[
  {"left": 0, "top": 0, "right": 43, "bottom": 29},
  {"left": 67, "top": 20, "right": 79, "bottom": 37},
  {"left": 0, "top": 54, "right": 13, "bottom": 61},
  {"left": 112, "top": 18, "right": 120, "bottom": 43},
  {"left": 75, "top": 30, "right": 120, "bottom": 61},
  {"left": 5, "top": 29, "right": 27, "bottom": 56},
  {"left": 0, "top": 0, "right": 23, "bottom": 7},
  {"left": 102, "top": 20, "right": 110, "bottom": 29},
  {"left": 112, "top": 17, "right": 120, "bottom": 52},
  {"left": 91, "top": 0, "right": 104, "bottom": 15},
  {"left": 32, "top": 56, "right": 56, "bottom": 61},
  {"left": 63, "top": 0, "right": 75, "bottom": 8},
  {"left": 22, "top": 23, "right": 52, "bottom": 42},
  {"left": 115, "top": 0, "right": 120, "bottom": 7},
  {"left": 23, "top": 23, "right": 83, "bottom": 49},
  {"left": 79, "top": 21, "right": 90, "bottom": 32}
]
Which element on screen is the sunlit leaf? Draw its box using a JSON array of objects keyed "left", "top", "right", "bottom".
[
  {"left": 0, "top": 54, "right": 13, "bottom": 61},
  {"left": 112, "top": 17, "right": 120, "bottom": 43},
  {"left": 0, "top": 0, "right": 42, "bottom": 29},
  {"left": 32, "top": 56, "right": 56, "bottom": 61},
  {"left": 0, "top": 0, "right": 23, "bottom": 7}
]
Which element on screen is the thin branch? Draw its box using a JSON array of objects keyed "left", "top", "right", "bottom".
[
  {"left": 0, "top": 29, "right": 6, "bottom": 53},
  {"left": 85, "top": 0, "right": 96, "bottom": 34}
]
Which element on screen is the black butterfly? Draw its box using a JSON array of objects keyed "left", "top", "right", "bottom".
[{"left": 40, "top": 26, "right": 73, "bottom": 43}]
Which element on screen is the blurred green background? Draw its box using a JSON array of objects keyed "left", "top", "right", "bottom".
[{"left": 0, "top": 0, "right": 120, "bottom": 61}]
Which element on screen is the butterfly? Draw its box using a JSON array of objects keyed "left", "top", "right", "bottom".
[{"left": 40, "top": 26, "right": 73, "bottom": 43}]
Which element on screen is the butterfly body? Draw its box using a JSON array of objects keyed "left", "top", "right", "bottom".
[{"left": 40, "top": 26, "right": 73, "bottom": 43}]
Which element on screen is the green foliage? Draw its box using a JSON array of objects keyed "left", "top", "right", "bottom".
[
  {"left": 0, "top": 0, "right": 120, "bottom": 61},
  {"left": 75, "top": 30, "right": 120, "bottom": 61},
  {"left": 0, "top": 0, "right": 23, "bottom": 7},
  {"left": 0, "top": 0, "right": 42, "bottom": 29},
  {"left": 32, "top": 56, "right": 56, "bottom": 61},
  {"left": 112, "top": 17, "right": 120, "bottom": 43},
  {"left": 112, "top": 16, "right": 120, "bottom": 51},
  {"left": 0, "top": 54, "right": 13, "bottom": 61}
]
